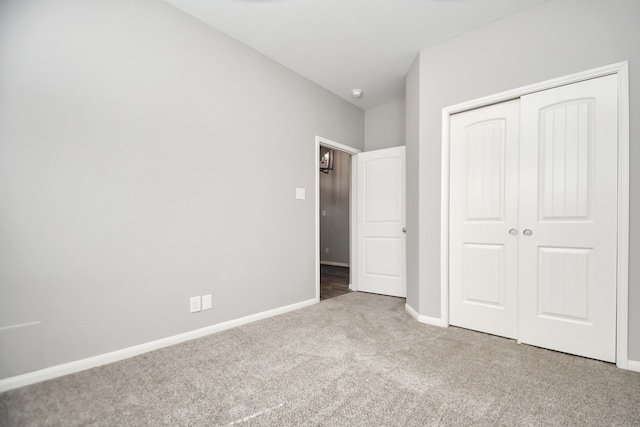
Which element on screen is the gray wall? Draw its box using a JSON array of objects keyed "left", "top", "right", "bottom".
[
  {"left": 0, "top": 0, "right": 363, "bottom": 379},
  {"left": 405, "top": 57, "right": 421, "bottom": 307},
  {"left": 364, "top": 99, "right": 406, "bottom": 151},
  {"left": 406, "top": 0, "right": 640, "bottom": 360},
  {"left": 319, "top": 150, "right": 350, "bottom": 266}
]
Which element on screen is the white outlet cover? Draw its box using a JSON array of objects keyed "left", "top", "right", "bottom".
[
  {"left": 296, "top": 188, "right": 305, "bottom": 200},
  {"left": 202, "top": 294, "right": 212, "bottom": 310},
  {"left": 190, "top": 296, "right": 201, "bottom": 313}
]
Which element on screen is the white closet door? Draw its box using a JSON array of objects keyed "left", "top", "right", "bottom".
[
  {"left": 518, "top": 74, "right": 618, "bottom": 362},
  {"left": 449, "top": 99, "right": 520, "bottom": 339}
]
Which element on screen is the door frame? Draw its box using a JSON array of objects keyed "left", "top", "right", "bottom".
[
  {"left": 440, "top": 61, "right": 630, "bottom": 369},
  {"left": 315, "top": 136, "right": 361, "bottom": 301}
]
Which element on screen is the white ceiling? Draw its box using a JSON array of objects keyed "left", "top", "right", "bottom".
[{"left": 163, "top": 0, "right": 548, "bottom": 110}]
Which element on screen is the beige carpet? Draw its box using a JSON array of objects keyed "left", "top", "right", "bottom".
[{"left": 1, "top": 292, "right": 639, "bottom": 426}]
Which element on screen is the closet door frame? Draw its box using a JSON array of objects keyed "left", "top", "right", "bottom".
[{"left": 440, "top": 61, "right": 630, "bottom": 369}]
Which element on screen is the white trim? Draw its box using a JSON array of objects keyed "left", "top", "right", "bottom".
[
  {"left": 627, "top": 360, "right": 640, "bottom": 373},
  {"left": 350, "top": 154, "right": 359, "bottom": 291},
  {"left": 320, "top": 261, "right": 350, "bottom": 267},
  {"left": 315, "top": 136, "right": 361, "bottom": 300},
  {"left": 0, "top": 298, "right": 317, "bottom": 393},
  {"left": 440, "top": 62, "right": 630, "bottom": 368},
  {"left": 440, "top": 103, "right": 451, "bottom": 328},
  {"left": 615, "top": 62, "right": 630, "bottom": 370},
  {"left": 405, "top": 303, "right": 445, "bottom": 327},
  {"left": 441, "top": 62, "right": 628, "bottom": 116},
  {"left": 317, "top": 137, "right": 360, "bottom": 155}
]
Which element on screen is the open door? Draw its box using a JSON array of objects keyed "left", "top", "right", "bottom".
[{"left": 356, "top": 146, "right": 406, "bottom": 297}]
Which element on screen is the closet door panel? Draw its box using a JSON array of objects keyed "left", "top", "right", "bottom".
[
  {"left": 449, "top": 99, "right": 520, "bottom": 339},
  {"left": 519, "top": 74, "right": 618, "bottom": 363}
]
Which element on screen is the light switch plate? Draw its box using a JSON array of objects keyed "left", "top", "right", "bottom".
[
  {"left": 190, "top": 296, "right": 201, "bottom": 313},
  {"left": 202, "top": 294, "right": 212, "bottom": 310},
  {"left": 296, "top": 188, "right": 306, "bottom": 200}
]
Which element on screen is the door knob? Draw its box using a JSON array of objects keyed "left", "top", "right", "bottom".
[
  {"left": 509, "top": 229, "right": 518, "bottom": 236},
  {"left": 402, "top": 227, "right": 407, "bottom": 233},
  {"left": 523, "top": 229, "right": 533, "bottom": 236}
]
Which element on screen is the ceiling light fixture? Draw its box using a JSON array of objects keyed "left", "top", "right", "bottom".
[{"left": 351, "top": 89, "right": 363, "bottom": 98}]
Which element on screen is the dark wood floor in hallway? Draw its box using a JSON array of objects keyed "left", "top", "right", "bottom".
[{"left": 320, "top": 264, "right": 350, "bottom": 300}]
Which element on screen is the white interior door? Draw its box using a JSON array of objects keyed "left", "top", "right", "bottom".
[
  {"left": 356, "top": 146, "right": 406, "bottom": 298},
  {"left": 518, "top": 75, "right": 618, "bottom": 362},
  {"left": 449, "top": 99, "right": 520, "bottom": 339}
]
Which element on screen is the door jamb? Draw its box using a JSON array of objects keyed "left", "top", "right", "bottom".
[
  {"left": 440, "top": 61, "right": 630, "bottom": 369},
  {"left": 315, "top": 136, "right": 361, "bottom": 302}
]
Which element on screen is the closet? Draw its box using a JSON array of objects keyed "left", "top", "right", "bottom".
[{"left": 449, "top": 75, "right": 618, "bottom": 362}]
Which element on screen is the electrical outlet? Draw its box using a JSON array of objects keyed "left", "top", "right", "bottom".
[
  {"left": 325, "top": 248, "right": 329, "bottom": 253},
  {"left": 190, "top": 296, "right": 201, "bottom": 313},
  {"left": 202, "top": 294, "right": 212, "bottom": 310}
]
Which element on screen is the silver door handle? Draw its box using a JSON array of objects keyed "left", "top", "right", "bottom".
[
  {"left": 509, "top": 229, "right": 518, "bottom": 236},
  {"left": 523, "top": 229, "right": 533, "bottom": 236},
  {"left": 402, "top": 227, "right": 406, "bottom": 233}
]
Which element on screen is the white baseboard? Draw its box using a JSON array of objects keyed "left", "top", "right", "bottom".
[
  {"left": 627, "top": 359, "right": 640, "bottom": 373},
  {"left": 405, "top": 303, "right": 445, "bottom": 327},
  {"left": 0, "top": 298, "right": 317, "bottom": 393},
  {"left": 319, "top": 261, "right": 350, "bottom": 267}
]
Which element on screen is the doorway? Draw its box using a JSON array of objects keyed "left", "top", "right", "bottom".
[
  {"left": 315, "top": 137, "right": 408, "bottom": 301},
  {"left": 441, "top": 62, "right": 630, "bottom": 368},
  {"left": 314, "top": 136, "right": 361, "bottom": 301},
  {"left": 319, "top": 147, "right": 351, "bottom": 300}
]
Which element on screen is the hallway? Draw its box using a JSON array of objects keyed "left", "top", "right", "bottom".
[{"left": 320, "top": 265, "right": 350, "bottom": 300}]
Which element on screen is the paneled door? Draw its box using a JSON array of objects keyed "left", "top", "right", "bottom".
[
  {"left": 357, "top": 146, "right": 406, "bottom": 298},
  {"left": 449, "top": 100, "right": 520, "bottom": 339},
  {"left": 449, "top": 75, "right": 618, "bottom": 362},
  {"left": 519, "top": 75, "right": 618, "bottom": 362}
]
